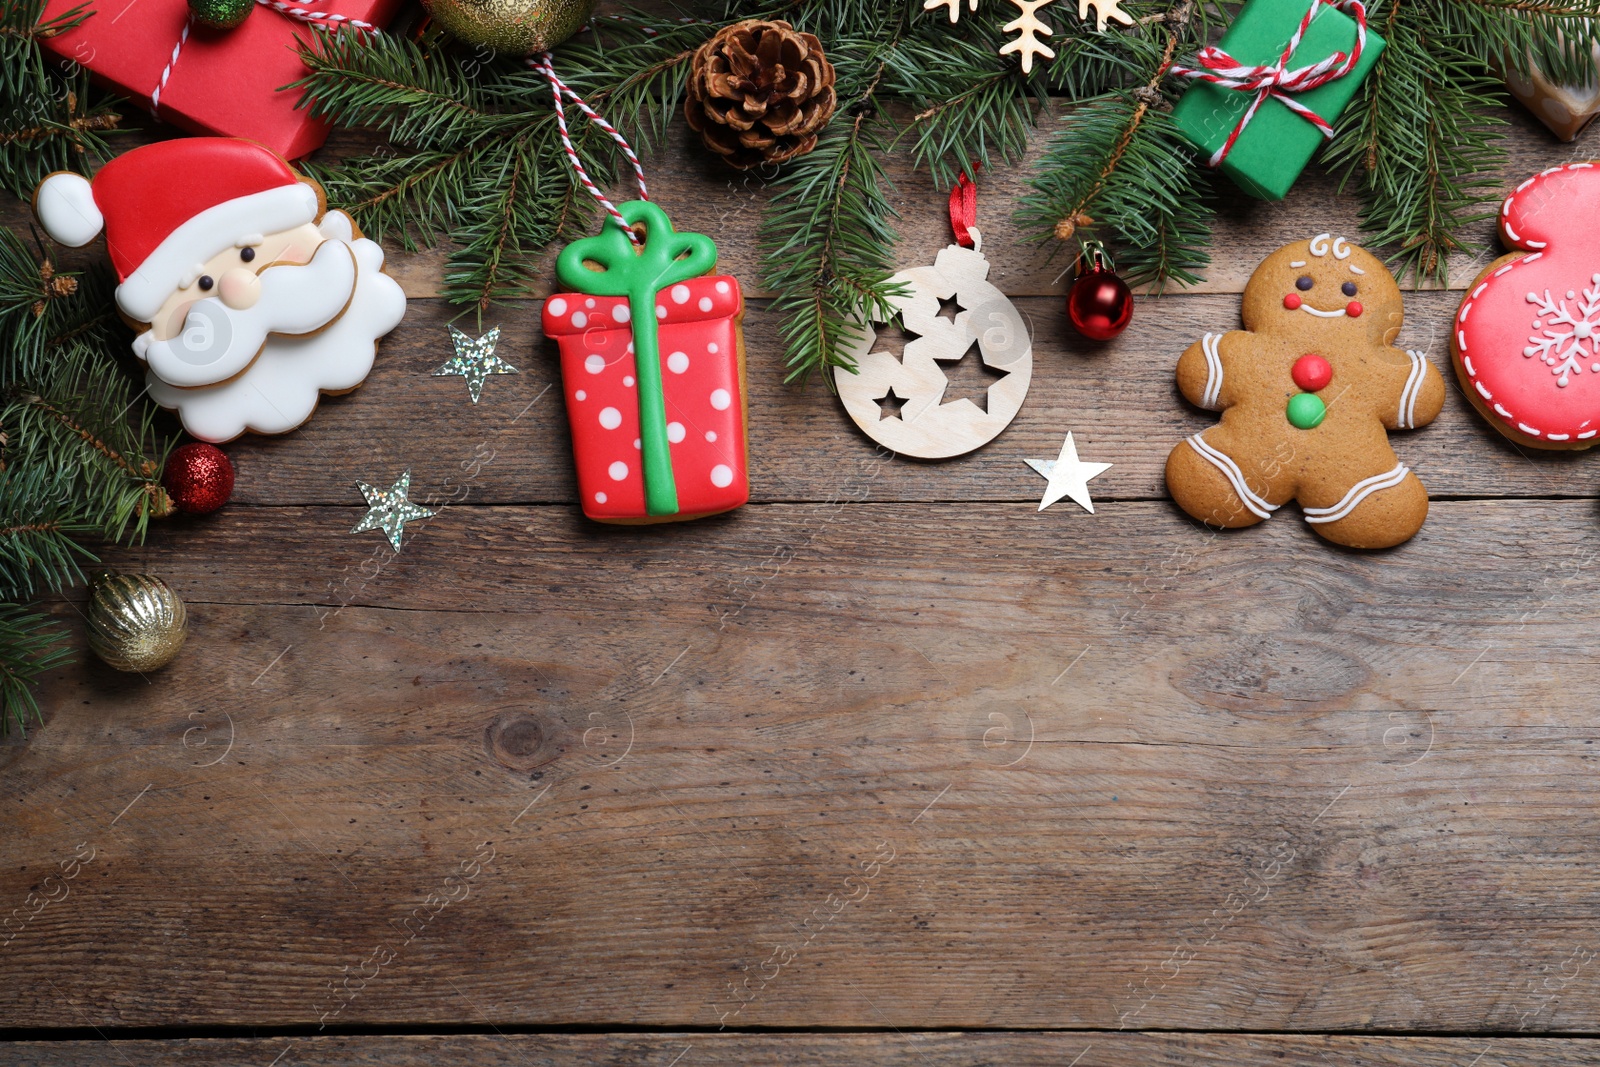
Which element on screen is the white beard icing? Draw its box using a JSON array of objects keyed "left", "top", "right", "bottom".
[{"left": 140, "top": 213, "right": 407, "bottom": 442}]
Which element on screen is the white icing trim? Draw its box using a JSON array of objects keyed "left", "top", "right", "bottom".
[
  {"left": 235, "top": 234, "right": 264, "bottom": 247},
  {"left": 1304, "top": 464, "right": 1409, "bottom": 524},
  {"left": 1548, "top": 433, "right": 1570, "bottom": 441},
  {"left": 35, "top": 172, "right": 102, "bottom": 247},
  {"left": 1398, "top": 351, "right": 1427, "bottom": 429},
  {"left": 1299, "top": 303, "right": 1347, "bottom": 318},
  {"left": 117, "top": 183, "right": 320, "bottom": 323},
  {"left": 1494, "top": 403, "right": 1513, "bottom": 418},
  {"left": 1332, "top": 237, "right": 1351, "bottom": 260},
  {"left": 1463, "top": 355, "right": 1475, "bottom": 376},
  {"left": 1518, "top": 422, "right": 1542, "bottom": 435},
  {"left": 1476, "top": 381, "right": 1493, "bottom": 400},
  {"left": 1580, "top": 430, "right": 1597, "bottom": 439},
  {"left": 1349, "top": 265, "right": 1365, "bottom": 275},
  {"left": 1289, "top": 260, "right": 1307, "bottom": 268},
  {"left": 1200, "top": 332, "right": 1223, "bottom": 409},
  {"left": 1505, "top": 222, "right": 1522, "bottom": 242},
  {"left": 1188, "top": 435, "right": 1277, "bottom": 520},
  {"left": 1527, "top": 240, "right": 1547, "bottom": 249},
  {"left": 1309, "top": 233, "right": 1331, "bottom": 256}
]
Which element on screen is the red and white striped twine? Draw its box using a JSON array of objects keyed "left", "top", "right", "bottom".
[
  {"left": 1169, "top": 0, "right": 1368, "bottom": 168},
  {"left": 534, "top": 51, "right": 649, "bottom": 244},
  {"left": 151, "top": 0, "right": 379, "bottom": 116}
]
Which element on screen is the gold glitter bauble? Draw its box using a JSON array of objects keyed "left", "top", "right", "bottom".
[
  {"left": 420, "top": 0, "right": 595, "bottom": 55},
  {"left": 86, "top": 571, "right": 187, "bottom": 673}
]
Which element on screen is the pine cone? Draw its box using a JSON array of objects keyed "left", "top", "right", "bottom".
[{"left": 684, "top": 20, "right": 838, "bottom": 170}]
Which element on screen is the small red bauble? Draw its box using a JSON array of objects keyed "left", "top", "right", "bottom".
[
  {"left": 1346, "top": 301, "right": 1363, "bottom": 317},
  {"left": 1291, "top": 354, "right": 1333, "bottom": 392},
  {"left": 1283, "top": 292, "right": 1302, "bottom": 310},
  {"left": 162, "top": 442, "right": 235, "bottom": 515},
  {"left": 1067, "top": 269, "right": 1133, "bottom": 341}
]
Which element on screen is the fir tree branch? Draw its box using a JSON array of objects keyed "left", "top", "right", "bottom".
[{"left": 0, "top": 602, "right": 71, "bottom": 734}]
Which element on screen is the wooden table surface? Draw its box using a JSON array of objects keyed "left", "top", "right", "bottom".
[{"left": 7, "top": 103, "right": 1600, "bottom": 1066}]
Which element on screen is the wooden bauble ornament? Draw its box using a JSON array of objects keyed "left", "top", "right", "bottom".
[
  {"left": 833, "top": 233, "right": 1032, "bottom": 459},
  {"left": 87, "top": 571, "right": 187, "bottom": 672}
]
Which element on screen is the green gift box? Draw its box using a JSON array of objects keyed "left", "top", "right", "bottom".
[{"left": 1170, "top": 0, "right": 1385, "bottom": 200}]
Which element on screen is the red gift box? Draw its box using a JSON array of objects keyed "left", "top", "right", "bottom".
[
  {"left": 38, "top": 0, "right": 403, "bottom": 160},
  {"left": 543, "top": 276, "right": 750, "bottom": 523}
]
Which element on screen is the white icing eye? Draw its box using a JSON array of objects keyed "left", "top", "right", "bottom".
[
  {"left": 667, "top": 351, "right": 689, "bottom": 374},
  {"left": 585, "top": 354, "right": 606, "bottom": 374},
  {"left": 667, "top": 421, "right": 686, "bottom": 443},
  {"left": 599, "top": 406, "right": 622, "bottom": 430},
  {"left": 548, "top": 297, "right": 567, "bottom": 316},
  {"left": 671, "top": 284, "right": 690, "bottom": 304},
  {"left": 710, "top": 388, "right": 731, "bottom": 410},
  {"left": 710, "top": 464, "right": 734, "bottom": 488},
  {"left": 608, "top": 461, "right": 628, "bottom": 481}
]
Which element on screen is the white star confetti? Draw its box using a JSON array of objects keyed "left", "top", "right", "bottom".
[
  {"left": 1026, "top": 432, "right": 1112, "bottom": 514},
  {"left": 352, "top": 469, "right": 435, "bottom": 551},
  {"left": 435, "top": 324, "right": 518, "bottom": 403}
]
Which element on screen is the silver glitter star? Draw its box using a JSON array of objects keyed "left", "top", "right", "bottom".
[
  {"left": 352, "top": 470, "right": 435, "bottom": 551},
  {"left": 434, "top": 324, "right": 518, "bottom": 402}
]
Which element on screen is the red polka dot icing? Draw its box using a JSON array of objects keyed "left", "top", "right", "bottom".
[
  {"left": 1454, "top": 162, "right": 1600, "bottom": 443},
  {"left": 543, "top": 275, "right": 749, "bottom": 518}
]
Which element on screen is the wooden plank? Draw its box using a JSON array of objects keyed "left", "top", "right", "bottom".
[
  {"left": 3, "top": 1032, "right": 1598, "bottom": 1065},
  {"left": 0, "top": 104, "right": 1581, "bottom": 300},
  {"left": 8, "top": 499, "right": 1600, "bottom": 1031},
  {"left": 209, "top": 291, "right": 1594, "bottom": 508}
]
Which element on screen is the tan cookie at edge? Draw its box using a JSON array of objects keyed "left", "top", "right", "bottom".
[{"left": 1164, "top": 234, "right": 1445, "bottom": 550}]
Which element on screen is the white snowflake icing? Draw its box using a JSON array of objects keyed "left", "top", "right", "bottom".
[{"left": 1525, "top": 273, "right": 1600, "bottom": 387}]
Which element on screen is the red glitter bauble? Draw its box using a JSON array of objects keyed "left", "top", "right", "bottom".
[
  {"left": 162, "top": 443, "right": 235, "bottom": 515},
  {"left": 1067, "top": 268, "right": 1134, "bottom": 341}
]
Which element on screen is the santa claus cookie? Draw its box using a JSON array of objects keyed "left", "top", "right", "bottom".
[
  {"left": 1166, "top": 234, "right": 1445, "bottom": 549},
  {"left": 33, "top": 138, "right": 406, "bottom": 443},
  {"left": 1452, "top": 162, "right": 1600, "bottom": 448}
]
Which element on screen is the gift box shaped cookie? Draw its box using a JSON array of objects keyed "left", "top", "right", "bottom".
[
  {"left": 543, "top": 202, "right": 750, "bottom": 524},
  {"left": 37, "top": 0, "right": 403, "bottom": 159},
  {"left": 1171, "top": 0, "right": 1385, "bottom": 201}
]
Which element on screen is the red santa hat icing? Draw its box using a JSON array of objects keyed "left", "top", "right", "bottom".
[{"left": 33, "top": 138, "right": 320, "bottom": 324}]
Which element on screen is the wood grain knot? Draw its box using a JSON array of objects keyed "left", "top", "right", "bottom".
[{"left": 484, "top": 711, "right": 555, "bottom": 771}]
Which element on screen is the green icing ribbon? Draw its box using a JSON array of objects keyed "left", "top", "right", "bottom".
[{"left": 556, "top": 202, "right": 717, "bottom": 517}]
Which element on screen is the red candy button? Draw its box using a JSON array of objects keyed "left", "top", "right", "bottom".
[
  {"left": 1346, "top": 301, "right": 1363, "bottom": 317},
  {"left": 1292, "top": 354, "right": 1333, "bottom": 392},
  {"left": 1283, "top": 292, "right": 1302, "bottom": 310}
]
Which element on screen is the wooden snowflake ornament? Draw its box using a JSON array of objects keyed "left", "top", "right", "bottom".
[
  {"left": 1000, "top": 0, "right": 1056, "bottom": 73},
  {"left": 924, "top": 0, "right": 979, "bottom": 21},
  {"left": 1077, "top": 0, "right": 1132, "bottom": 33}
]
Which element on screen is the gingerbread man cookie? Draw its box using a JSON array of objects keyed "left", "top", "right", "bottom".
[
  {"left": 1453, "top": 162, "right": 1600, "bottom": 448},
  {"left": 1166, "top": 234, "right": 1445, "bottom": 549}
]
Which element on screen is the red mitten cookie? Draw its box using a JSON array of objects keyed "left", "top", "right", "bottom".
[
  {"left": 1165, "top": 234, "right": 1445, "bottom": 549},
  {"left": 1453, "top": 162, "right": 1600, "bottom": 448}
]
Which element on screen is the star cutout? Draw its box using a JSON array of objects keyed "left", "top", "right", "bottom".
[
  {"left": 876, "top": 386, "right": 911, "bottom": 420},
  {"left": 1078, "top": 0, "right": 1132, "bottom": 32},
  {"left": 352, "top": 469, "right": 435, "bottom": 551},
  {"left": 435, "top": 324, "right": 518, "bottom": 402},
  {"left": 1026, "top": 433, "right": 1112, "bottom": 514}
]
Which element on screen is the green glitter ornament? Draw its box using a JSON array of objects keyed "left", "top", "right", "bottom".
[
  {"left": 1286, "top": 392, "right": 1327, "bottom": 430},
  {"left": 189, "top": 0, "right": 254, "bottom": 29}
]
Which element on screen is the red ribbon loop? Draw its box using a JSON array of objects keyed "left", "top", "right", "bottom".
[
  {"left": 1170, "top": 0, "right": 1367, "bottom": 168},
  {"left": 949, "top": 169, "right": 978, "bottom": 248}
]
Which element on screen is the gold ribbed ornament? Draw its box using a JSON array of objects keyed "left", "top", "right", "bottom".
[
  {"left": 86, "top": 571, "right": 187, "bottom": 673},
  {"left": 420, "top": 0, "right": 595, "bottom": 55}
]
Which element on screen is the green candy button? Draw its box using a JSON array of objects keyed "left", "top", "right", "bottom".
[{"left": 1286, "top": 392, "right": 1326, "bottom": 429}]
